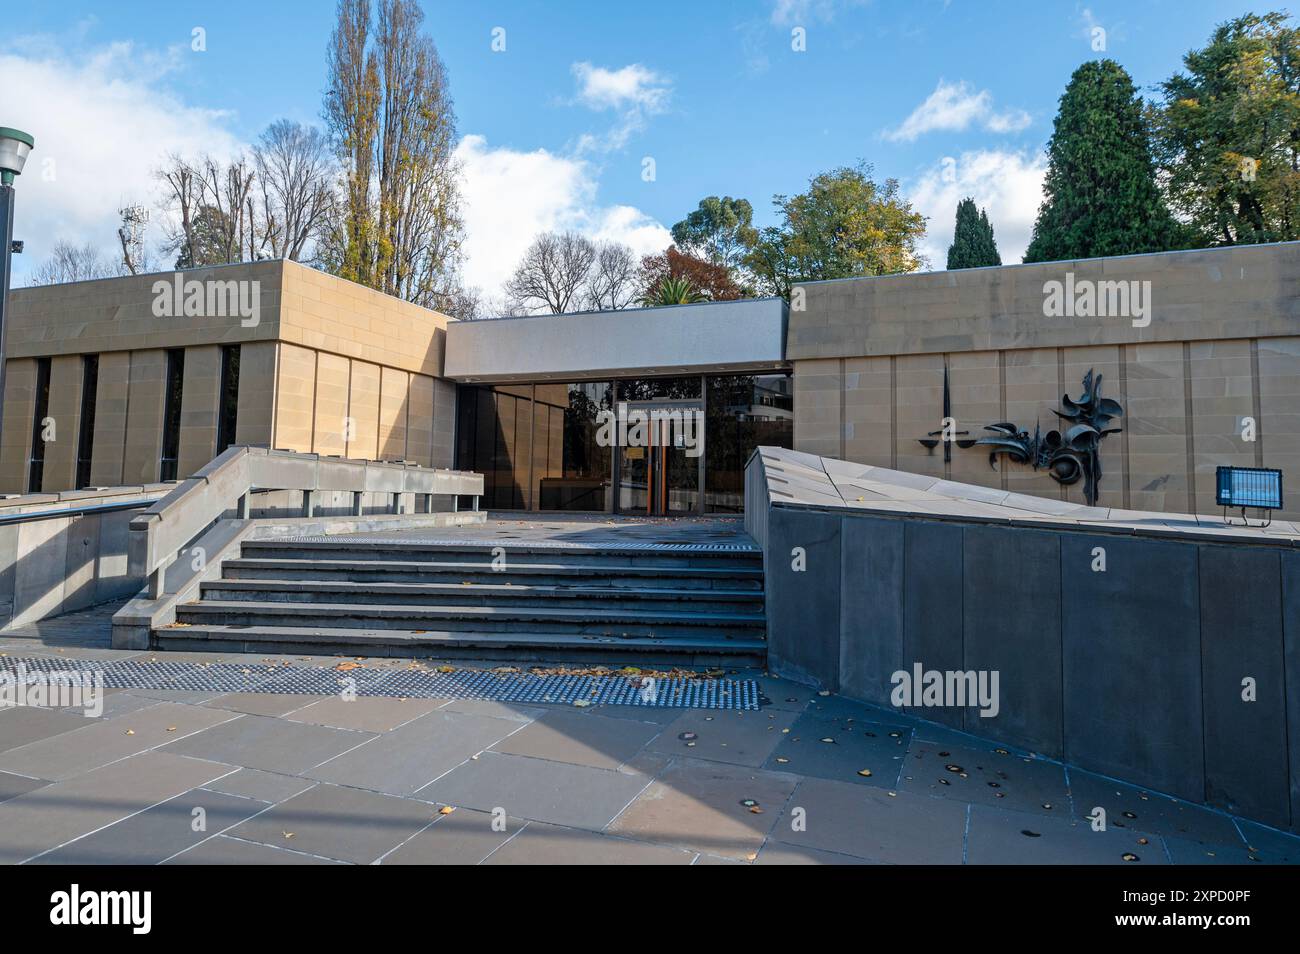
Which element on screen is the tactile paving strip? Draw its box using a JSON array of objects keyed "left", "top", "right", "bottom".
[
  {"left": 285, "top": 536, "right": 759, "bottom": 553},
  {"left": 0, "top": 656, "right": 759, "bottom": 709}
]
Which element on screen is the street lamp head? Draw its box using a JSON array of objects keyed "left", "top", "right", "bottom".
[{"left": 0, "top": 128, "right": 35, "bottom": 186}]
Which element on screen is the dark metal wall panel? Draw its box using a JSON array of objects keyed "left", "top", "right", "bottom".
[
  {"left": 1200, "top": 545, "right": 1290, "bottom": 828},
  {"left": 962, "top": 525, "right": 1063, "bottom": 757},
  {"left": 1061, "top": 535, "right": 1204, "bottom": 802},
  {"left": 839, "top": 515, "right": 904, "bottom": 707},
  {"left": 902, "top": 521, "right": 964, "bottom": 727},
  {"left": 767, "top": 507, "right": 841, "bottom": 689}
]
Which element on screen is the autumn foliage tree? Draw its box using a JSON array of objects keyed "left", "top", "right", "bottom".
[{"left": 640, "top": 246, "right": 745, "bottom": 302}]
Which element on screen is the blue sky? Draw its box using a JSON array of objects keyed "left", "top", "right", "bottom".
[{"left": 1, "top": 0, "right": 1267, "bottom": 294}]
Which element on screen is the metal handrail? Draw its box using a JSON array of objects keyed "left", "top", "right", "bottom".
[{"left": 0, "top": 497, "right": 167, "bottom": 526}]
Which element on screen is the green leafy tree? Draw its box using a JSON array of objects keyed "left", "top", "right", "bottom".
[
  {"left": 745, "top": 162, "right": 927, "bottom": 299},
  {"left": 670, "top": 196, "right": 758, "bottom": 270},
  {"left": 1024, "top": 59, "right": 1178, "bottom": 263},
  {"left": 947, "top": 197, "right": 1002, "bottom": 269},
  {"left": 1151, "top": 11, "right": 1300, "bottom": 245}
]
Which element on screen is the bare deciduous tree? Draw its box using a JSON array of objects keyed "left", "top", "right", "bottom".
[
  {"left": 253, "top": 120, "right": 336, "bottom": 261},
  {"left": 29, "top": 241, "right": 117, "bottom": 286},
  {"left": 324, "top": 0, "right": 463, "bottom": 307},
  {"left": 504, "top": 231, "right": 598, "bottom": 314},
  {"left": 156, "top": 153, "right": 260, "bottom": 267},
  {"left": 585, "top": 241, "right": 640, "bottom": 310}
]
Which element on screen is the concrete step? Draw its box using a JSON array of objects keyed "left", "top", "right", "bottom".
[
  {"left": 223, "top": 558, "right": 764, "bottom": 589},
  {"left": 239, "top": 539, "right": 761, "bottom": 570},
  {"left": 199, "top": 579, "right": 765, "bottom": 614},
  {"left": 175, "top": 600, "right": 767, "bottom": 638},
  {"left": 155, "top": 623, "right": 766, "bottom": 666}
]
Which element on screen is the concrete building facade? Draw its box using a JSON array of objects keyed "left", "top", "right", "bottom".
[
  {"left": 0, "top": 259, "right": 456, "bottom": 494},
  {"left": 2, "top": 241, "right": 1298, "bottom": 520},
  {"left": 788, "top": 241, "right": 1300, "bottom": 519}
]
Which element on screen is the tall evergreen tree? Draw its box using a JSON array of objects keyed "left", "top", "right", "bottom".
[
  {"left": 947, "top": 197, "right": 1002, "bottom": 269},
  {"left": 1024, "top": 59, "right": 1178, "bottom": 263}
]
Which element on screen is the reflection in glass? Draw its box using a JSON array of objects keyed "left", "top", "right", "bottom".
[
  {"left": 706, "top": 373, "right": 793, "bottom": 512},
  {"left": 533, "top": 382, "right": 613, "bottom": 511}
]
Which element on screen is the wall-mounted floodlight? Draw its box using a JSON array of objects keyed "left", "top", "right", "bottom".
[{"left": 1217, "top": 466, "right": 1282, "bottom": 527}]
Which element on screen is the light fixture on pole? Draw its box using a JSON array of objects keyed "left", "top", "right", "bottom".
[{"left": 0, "top": 126, "right": 35, "bottom": 477}]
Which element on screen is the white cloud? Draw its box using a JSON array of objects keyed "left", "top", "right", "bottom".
[
  {"left": 454, "top": 134, "right": 670, "bottom": 300},
  {"left": 769, "top": 0, "right": 866, "bottom": 26},
  {"left": 0, "top": 39, "right": 243, "bottom": 282},
  {"left": 572, "top": 62, "right": 669, "bottom": 112},
  {"left": 908, "top": 148, "right": 1047, "bottom": 268},
  {"left": 569, "top": 62, "right": 671, "bottom": 153},
  {"left": 884, "top": 80, "right": 1031, "bottom": 142}
]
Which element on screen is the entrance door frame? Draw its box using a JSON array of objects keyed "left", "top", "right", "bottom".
[{"left": 614, "top": 396, "right": 706, "bottom": 516}]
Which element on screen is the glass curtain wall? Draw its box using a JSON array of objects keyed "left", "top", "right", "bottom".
[
  {"left": 455, "top": 373, "right": 791, "bottom": 513},
  {"left": 457, "top": 382, "right": 614, "bottom": 511}
]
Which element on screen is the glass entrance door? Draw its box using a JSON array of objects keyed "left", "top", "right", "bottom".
[{"left": 616, "top": 400, "right": 702, "bottom": 515}]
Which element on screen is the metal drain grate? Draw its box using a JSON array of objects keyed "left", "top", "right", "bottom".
[{"left": 0, "top": 656, "right": 760, "bottom": 710}]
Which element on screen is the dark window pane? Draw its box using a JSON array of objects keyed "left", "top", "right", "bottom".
[
  {"left": 705, "top": 373, "right": 794, "bottom": 513},
  {"left": 534, "top": 382, "right": 613, "bottom": 511},
  {"left": 159, "top": 349, "right": 185, "bottom": 481},
  {"left": 75, "top": 355, "right": 99, "bottom": 489},
  {"left": 617, "top": 376, "right": 701, "bottom": 401},
  {"left": 27, "top": 357, "right": 51, "bottom": 493},
  {"left": 216, "top": 345, "right": 240, "bottom": 453}
]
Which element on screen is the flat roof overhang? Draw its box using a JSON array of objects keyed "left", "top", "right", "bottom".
[{"left": 444, "top": 297, "right": 790, "bottom": 383}]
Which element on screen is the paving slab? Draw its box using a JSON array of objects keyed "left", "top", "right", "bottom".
[
  {"left": 65, "top": 691, "right": 162, "bottom": 719},
  {"left": 203, "top": 692, "right": 325, "bottom": 718},
  {"left": 573, "top": 703, "right": 683, "bottom": 725},
  {"left": 762, "top": 712, "right": 910, "bottom": 788},
  {"left": 436, "top": 698, "right": 545, "bottom": 722},
  {"left": 167, "top": 834, "right": 344, "bottom": 864},
  {"left": 286, "top": 695, "right": 444, "bottom": 732},
  {"left": 0, "top": 751, "right": 237, "bottom": 864},
  {"left": 753, "top": 676, "right": 816, "bottom": 713},
  {"left": 609, "top": 758, "right": 798, "bottom": 860},
  {"left": 0, "top": 705, "right": 94, "bottom": 754},
  {"left": 1161, "top": 834, "right": 1256, "bottom": 865},
  {"left": 485, "top": 822, "right": 695, "bottom": 865},
  {"left": 966, "top": 804, "right": 1167, "bottom": 865},
  {"left": 755, "top": 842, "right": 877, "bottom": 865},
  {"left": 229, "top": 782, "right": 437, "bottom": 864},
  {"left": 199, "top": 767, "right": 317, "bottom": 805},
  {"left": 30, "top": 789, "right": 266, "bottom": 864},
  {"left": 1235, "top": 819, "right": 1300, "bottom": 865},
  {"left": 1067, "top": 767, "right": 1245, "bottom": 846},
  {"left": 489, "top": 710, "right": 661, "bottom": 770},
  {"left": 123, "top": 687, "right": 230, "bottom": 704},
  {"left": 381, "top": 807, "right": 518, "bottom": 864},
  {"left": 0, "top": 770, "right": 48, "bottom": 804},
  {"left": 307, "top": 710, "right": 519, "bottom": 796},
  {"left": 647, "top": 709, "right": 797, "bottom": 767},
  {"left": 424, "top": 751, "right": 650, "bottom": 830},
  {"left": 0, "top": 702, "right": 240, "bottom": 781},
  {"left": 161, "top": 713, "right": 375, "bottom": 775},
  {"left": 771, "top": 778, "right": 967, "bottom": 864},
  {"left": 896, "top": 740, "right": 1069, "bottom": 817}
]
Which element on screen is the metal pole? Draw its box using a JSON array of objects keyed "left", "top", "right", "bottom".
[{"left": 0, "top": 184, "right": 14, "bottom": 460}]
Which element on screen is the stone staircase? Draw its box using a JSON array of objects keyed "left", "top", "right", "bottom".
[{"left": 159, "top": 537, "right": 767, "bottom": 666}]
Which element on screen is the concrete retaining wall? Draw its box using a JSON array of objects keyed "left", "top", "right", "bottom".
[{"left": 765, "top": 502, "right": 1300, "bottom": 833}]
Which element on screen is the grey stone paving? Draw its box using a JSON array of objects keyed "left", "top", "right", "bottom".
[{"left": 1, "top": 601, "right": 1298, "bottom": 864}]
